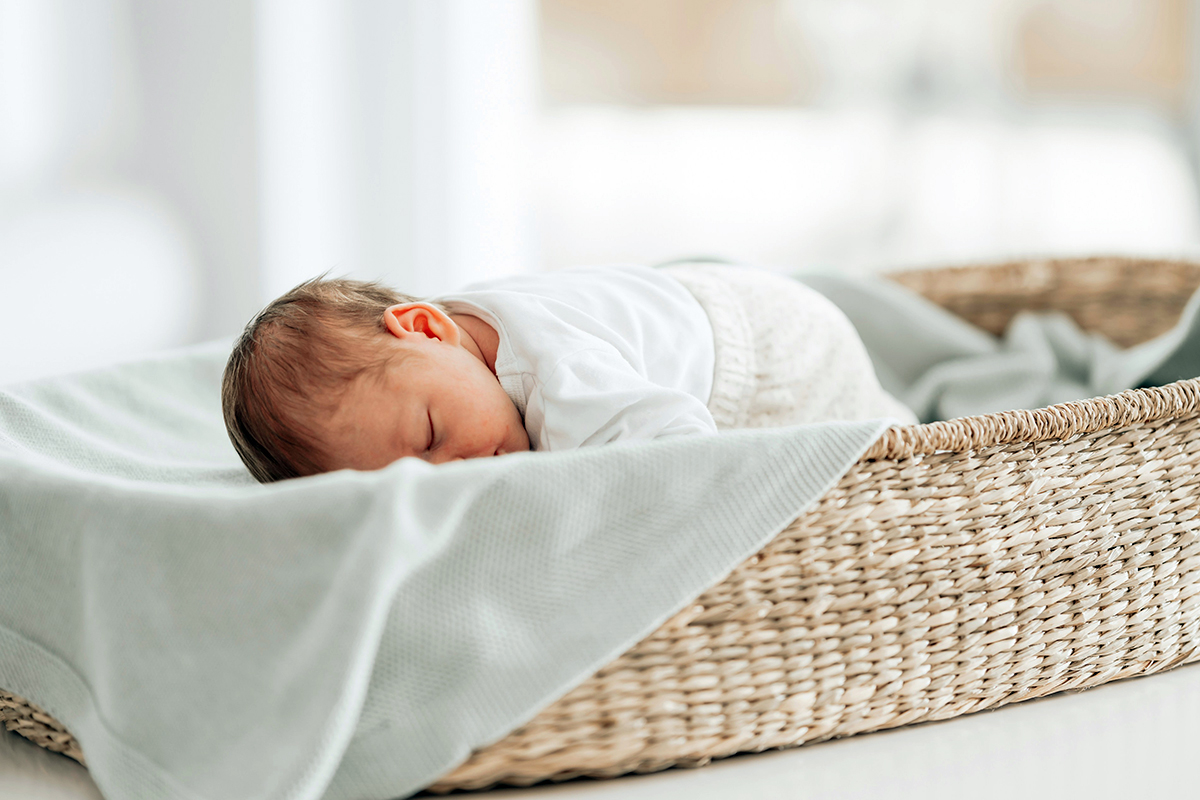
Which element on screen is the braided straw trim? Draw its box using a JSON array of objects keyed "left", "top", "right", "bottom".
[
  {"left": 0, "top": 690, "right": 85, "bottom": 765},
  {"left": 864, "top": 378, "right": 1200, "bottom": 460}
]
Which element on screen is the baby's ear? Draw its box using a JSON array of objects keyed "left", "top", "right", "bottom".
[{"left": 383, "top": 303, "right": 460, "bottom": 346}]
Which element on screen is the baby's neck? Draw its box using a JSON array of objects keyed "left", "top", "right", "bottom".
[{"left": 451, "top": 313, "right": 500, "bottom": 375}]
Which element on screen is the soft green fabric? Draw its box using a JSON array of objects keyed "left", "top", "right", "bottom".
[
  {"left": 800, "top": 273, "right": 1200, "bottom": 422},
  {"left": 0, "top": 342, "right": 889, "bottom": 800}
]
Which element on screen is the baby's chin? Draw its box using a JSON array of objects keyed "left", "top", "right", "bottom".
[{"left": 500, "top": 423, "right": 531, "bottom": 455}]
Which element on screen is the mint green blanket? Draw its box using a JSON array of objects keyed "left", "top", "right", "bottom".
[{"left": 0, "top": 342, "right": 888, "bottom": 800}]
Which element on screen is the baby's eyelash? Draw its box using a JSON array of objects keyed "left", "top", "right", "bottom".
[{"left": 426, "top": 410, "right": 435, "bottom": 451}]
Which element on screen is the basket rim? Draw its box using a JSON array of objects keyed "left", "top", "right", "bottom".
[
  {"left": 885, "top": 253, "right": 1200, "bottom": 284},
  {"left": 863, "top": 377, "right": 1200, "bottom": 460}
]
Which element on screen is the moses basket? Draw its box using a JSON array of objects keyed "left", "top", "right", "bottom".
[{"left": 4, "top": 255, "right": 1200, "bottom": 792}]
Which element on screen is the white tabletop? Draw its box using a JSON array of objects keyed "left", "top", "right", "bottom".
[
  {"left": 0, "top": 729, "right": 101, "bottom": 800},
  {"left": 3, "top": 661, "right": 1197, "bottom": 800}
]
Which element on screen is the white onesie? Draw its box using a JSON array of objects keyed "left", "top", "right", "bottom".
[
  {"left": 435, "top": 265, "right": 719, "bottom": 451},
  {"left": 435, "top": 264, "right": 914, "bottom": 452}
]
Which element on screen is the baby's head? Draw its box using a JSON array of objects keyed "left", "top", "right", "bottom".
[{"left": 223, "top": 277, "right": 530, "bottom": 482}]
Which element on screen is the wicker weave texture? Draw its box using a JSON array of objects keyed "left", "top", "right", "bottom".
[
  {"left": 4, "top": 256, "right": 1200, "bottom": 792},
  {"left": 0, "top": 690, "right": 85, "bottom": 765}
]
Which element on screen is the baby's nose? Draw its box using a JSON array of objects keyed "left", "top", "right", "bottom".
[
  {"left": 434, "top": 453, "right": 474, "bottom": 464},
  {"left": 432, "top": 447, "right": 497, "bottom": 464}
]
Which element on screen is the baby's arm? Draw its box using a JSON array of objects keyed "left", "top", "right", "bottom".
[{"left": 531, "top": 348, "right": 717, "bottom": 451}]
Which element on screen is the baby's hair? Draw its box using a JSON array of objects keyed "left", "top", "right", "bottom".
[{"left": 222, "top": 276, "right": 444, "bottom": 483}]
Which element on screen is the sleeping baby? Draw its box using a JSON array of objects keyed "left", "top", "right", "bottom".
[{"left": 222, "top": 263, "right": 915, "bottom": 482}]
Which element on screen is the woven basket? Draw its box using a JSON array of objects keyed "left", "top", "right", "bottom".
[{"left": 5, "top": 256, "right": 1200, "bottom": 792}]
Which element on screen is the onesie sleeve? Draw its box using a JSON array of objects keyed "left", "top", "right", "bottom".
[{"left": 531, "top": 348, "right": 719, "bottom": 451}]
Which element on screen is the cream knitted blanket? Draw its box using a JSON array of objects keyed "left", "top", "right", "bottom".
[{"left": 665, "top": 263, "right": 917, "bottom": 428}]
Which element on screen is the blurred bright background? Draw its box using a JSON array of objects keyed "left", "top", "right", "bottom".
[{"left": 3, "top": 0, "right": 1200, "bottom": 383}]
